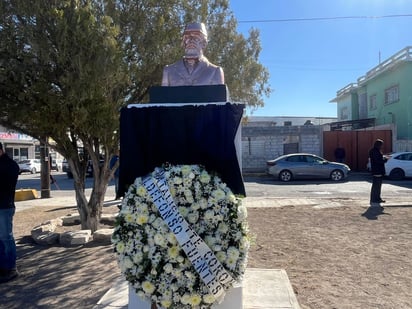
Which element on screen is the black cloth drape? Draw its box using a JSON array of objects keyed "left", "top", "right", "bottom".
[{"left": 118, "top": 103, "right": 245, "bottom": 197}]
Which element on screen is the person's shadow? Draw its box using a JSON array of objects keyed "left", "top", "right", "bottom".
[{"left": 361, "top": 206, "right": 390, "bottom": 220}]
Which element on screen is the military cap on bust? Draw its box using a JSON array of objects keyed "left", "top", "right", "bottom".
[{"left": 183, "top": 22, "right": 208, "bottom": 40}]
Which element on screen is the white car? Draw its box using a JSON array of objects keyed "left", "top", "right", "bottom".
[
  {"left": 385, "top": 152, "right": 412, "bottom": 180},
  {"left": 18, "top": 159, "right": 41, "bottom": 174}
]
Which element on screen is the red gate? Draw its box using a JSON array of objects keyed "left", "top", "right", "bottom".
[{"left": 323, "top": 130, "right": 392, "bottom": 171}]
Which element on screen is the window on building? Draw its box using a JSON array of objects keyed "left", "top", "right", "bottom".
[
  {"left": 369, "top": 94, "right": 377, "bottom": 110},
  {"left": 384, "top": 85, "right": 399, "bottom": 105},
  {"left": 359, "top": 93, "right": 368, "bottom": 119},
  {"left": 20, "top": 147, "right": 28, "bottom": 160},
  {"left": 284, "top": 121, "right": 292, "bottom": 126},
  {"left": 340, "top": 107, "right": 349, "bottom": 120}
]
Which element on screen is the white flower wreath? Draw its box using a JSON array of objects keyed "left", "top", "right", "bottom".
[{"left": 112, "top": 164, "right": 249, "bottom": 309}]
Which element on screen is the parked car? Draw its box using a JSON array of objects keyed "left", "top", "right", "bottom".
[
  {"left": 266, "top": 153, "right": 350, "bottom": 182},
  {"left": 18, "top": 159, "right": 41, "bottom": 174},
  {"left": 384, "top": 151, "right": 412, "bottom": 180}
]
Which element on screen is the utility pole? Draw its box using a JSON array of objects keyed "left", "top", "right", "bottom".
[{"left": 40, "top": 139, "right": 51, "bottom": 198}]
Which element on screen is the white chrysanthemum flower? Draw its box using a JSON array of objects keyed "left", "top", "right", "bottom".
[
  {"left": 189, "top": 294, "right": 202, "bottom": 306},
  {"left": 137, "top": 290, "right": 145, "bottom": 299},
  {"left": 212, "top": 188, "right": 226, "bottom": 200},
  {"left": 116, "top": 241, "right": 125, "bottom": 253},
  {"left": 237, "top": 205, "right": 247, "bottom": 222},
  {"left": 123, "top": 256, "right": 133, "bottom": 269},
  {"left": 181, "top": 165, "right": 192, "bottom": 175},
  {"left": 226, "top": 256, "right": 238, "bottom": 270},
  {"left": 203, "top": 294, "right": 216, "bottom": 304},
  {"left": 204, "top": 235, "right": 216, "bottom": 248},
  {"left": 188, "top": 211, "right": 199, "bottom": 224},
  {"left": 227, "top": 246, "right": 240, "bottom": 260},
  {"left": 181, "top": 294, "right": 191, "bottom": 305},
  {"left": 154, "top": 233, "right": 167, "bottom": 247},
  {"left": 124, "top": 213, "right": 134, "bottom": 223},
  {"left": 163, "top": 263, "right": 173, "bottom": 273},
  {"left": 133, "top": 252, "right": 143, "bottom": 264},
  {"left": 199, "top": 172, "right": 211, "bottom": 183},
  {"left": 173, "top": 176, "right": 183, "bottom": 185},
  {"left": 136, "top": 214, "right": 149, "bottom": 225},
  {"left": 167, "top": 246, "right": 180, "bottom": 259},
  {"left": 204, "top": 209, "right": 215, "bottom": 220},
  {"left": 227, "top": 192, "right": 237, "bottom": 203},
  {"left": 218, "top": 222, "right": 229, "bottom": 233},
  {"left": 160, "top": 299, "right": 172, "bottom": 308},
  {"left": 216, "top": 251, "right": 227, "bottom": 263},
  {"left": 136, "top": 185, "right": 147, "bottom": 197},
  {"left": 199, "top": 198, "right": 208, "bottom": 209},
  {"left": 178, "top": 206, "right": 189, "bottom": 217},
  {"left": 142, "top": 281, "right": 155, "bottom": 294}
]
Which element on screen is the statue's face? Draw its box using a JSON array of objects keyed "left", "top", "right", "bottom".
[{"left": 182, "top": 31, "right": 206, "bottom": 58}]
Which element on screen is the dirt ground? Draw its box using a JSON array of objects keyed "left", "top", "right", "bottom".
[{"left": 1, "top": 202, "right": 412, "bottom": 309}]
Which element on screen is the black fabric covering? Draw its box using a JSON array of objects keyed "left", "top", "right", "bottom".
[
  {"left": 118, "top": 103, "right": 245, "bottom": 197},
  {"left": 149, "top": 85, "right": 228, "bottom": 103}
]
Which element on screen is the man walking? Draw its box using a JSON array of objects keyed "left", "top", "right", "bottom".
[
  {"left": 369, "top": 139, "right": 387, "bottom": 205},
  {"left": 0, "top": 142, "right": 20, "bottom": 283}
]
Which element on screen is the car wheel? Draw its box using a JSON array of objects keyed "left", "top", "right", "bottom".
[
  {"left": 330, "top": 169, "right": 344, "bottom": 181},
  {"left": 279, "top": 170, "right": 292, "bottom": 182},
  {"left": 31, "top": 167, "right": 37, "bottom": 174},
  {"left": 389, "top": 168, "right": 405, "bottom": 180}
]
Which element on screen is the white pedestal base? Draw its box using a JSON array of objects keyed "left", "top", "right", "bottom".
[{"left": 128, "top": 283, "right": 243, "bottom": 309}]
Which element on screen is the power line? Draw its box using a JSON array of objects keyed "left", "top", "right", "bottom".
[{"left": 238, "top": 14, "right": 412, "bottom": 24}]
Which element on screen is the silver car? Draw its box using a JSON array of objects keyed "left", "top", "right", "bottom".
[{"left": 267, "top": 153, "right": 350, "bottom": 182}]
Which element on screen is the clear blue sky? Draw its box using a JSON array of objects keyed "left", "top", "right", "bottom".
[{"left": 229, "top": 0, "right": 412, "bottom": 117}]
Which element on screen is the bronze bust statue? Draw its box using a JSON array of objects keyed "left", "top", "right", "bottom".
[{"left": 162, "top": 22, "right": 225, "bottom": 86}]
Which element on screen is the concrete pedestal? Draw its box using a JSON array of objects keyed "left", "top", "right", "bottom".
[{"left": 128, "top": 283, "right": 243, "bottom": 309}]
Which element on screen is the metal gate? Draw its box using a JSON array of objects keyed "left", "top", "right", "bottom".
[{"left": 323, "top": 130, "right": 392, "bottom": 171}]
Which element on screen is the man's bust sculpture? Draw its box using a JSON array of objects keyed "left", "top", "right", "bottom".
[{"left": 161, "top": 22, "right": 225, "bottom": 86}]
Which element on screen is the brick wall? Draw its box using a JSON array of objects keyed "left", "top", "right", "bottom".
[{"left": 241, "top": 125, "right": 323, "bottom": 173}]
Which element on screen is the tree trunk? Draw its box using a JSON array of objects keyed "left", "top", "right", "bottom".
[{"left": 72, "top": 165, "right": 109, "bottom": 233}]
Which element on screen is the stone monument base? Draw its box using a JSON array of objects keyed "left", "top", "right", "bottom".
[{"left": 128, "top": 283, "right": 243, "bottom": 309}]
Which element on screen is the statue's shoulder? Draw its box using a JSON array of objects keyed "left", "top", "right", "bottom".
[{"left": 200, "top": 57, "right": 221, "bottom": 70}]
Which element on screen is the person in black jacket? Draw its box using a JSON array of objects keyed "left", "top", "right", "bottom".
[
  {"left": 369, "top": 139, "right": 387, "bottom": 205},
  {"left": 0, "top": 142, "right": 20, "bottom": 283}
]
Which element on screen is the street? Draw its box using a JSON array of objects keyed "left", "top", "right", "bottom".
[
  {"left": 16, "top": 171, "right": 412, "bottom": 204},
  {"left": 245, "top": 172, "right": 412, "bottom": 204}
]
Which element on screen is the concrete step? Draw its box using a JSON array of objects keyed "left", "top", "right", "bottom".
[{"left": 94, "top": 268, "right": 300, "bottom": 309}]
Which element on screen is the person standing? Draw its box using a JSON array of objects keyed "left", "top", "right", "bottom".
[
  {"left": 0, "top": 142, "right": 20, "bottom": 283},
  {"left": 334, "top": 146, "right": 346, "bottom": 163},
  {"left": 110, "top": 150, "right": 120, "bottom": 200},
  {"left": 369, "top": 139, "right": 387, "bottom": 205}
]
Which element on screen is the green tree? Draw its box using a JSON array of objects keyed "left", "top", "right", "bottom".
[
  {"left": 0, "top": 0, "right": 128, "bottom": 231},
  {"left": 0, "top": 0, "right": 270, "bottom": 232}
]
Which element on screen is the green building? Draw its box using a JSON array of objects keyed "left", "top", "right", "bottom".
[{"left": 330, "top": 46, "right": 412, "bottom": 151}]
